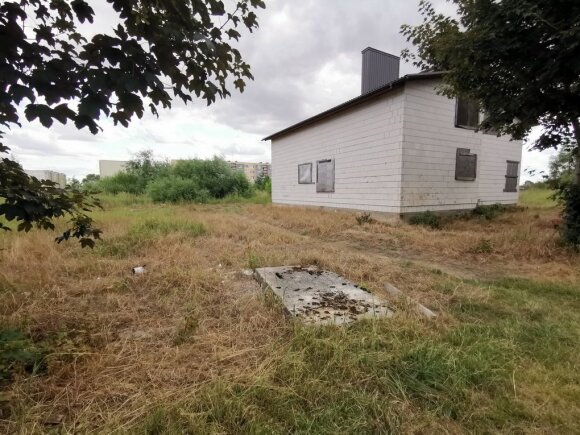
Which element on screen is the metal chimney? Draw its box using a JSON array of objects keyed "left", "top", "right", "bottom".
[{"left": 361, "top": 47, "right": 400, "bottom": 94}]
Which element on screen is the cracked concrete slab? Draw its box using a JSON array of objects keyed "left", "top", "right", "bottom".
[{"left": 254, "top": 266, "right": 393, "bottom": 325}]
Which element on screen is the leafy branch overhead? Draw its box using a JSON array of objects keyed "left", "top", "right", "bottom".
[
  {"left": 0, "top": 0, "right": 265, "bottom": 246},
  {"left": 0, "top": 145, "right": 102, "bottom": 248},
  {"left": 1, "top": 0, "right": 265, "bottom": 134}
]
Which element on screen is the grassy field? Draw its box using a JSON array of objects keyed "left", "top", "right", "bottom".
[{"left": 1, "top": 188, "right": 578, "bottom": 433}]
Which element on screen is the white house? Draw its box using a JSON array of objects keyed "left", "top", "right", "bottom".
[{"left": 263, "top": 47, "right": 523, "bottom": 215}]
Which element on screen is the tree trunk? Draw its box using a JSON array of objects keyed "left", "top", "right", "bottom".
[{"left": 572, "top": 118, "right": 580, "bottom": 186}]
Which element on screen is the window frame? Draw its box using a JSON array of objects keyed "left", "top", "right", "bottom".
[
  {"left": 316, "top": 159, "right": 335, "bottom": 193},
  {"left": 504, "top": 160, "right": 520, "bottom": 192},
  {"left": 455, "top": 98, "right": 480, "bottom": 130},
  {"left": 297, "top": 162, "right": 313, "bottom": 184}
]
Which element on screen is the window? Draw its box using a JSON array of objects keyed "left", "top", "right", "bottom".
[
  {"left": 316, "top": 159, "right": 335, "bottom": 193},
  {"left": 455, "top": 148, "right": 477, "bottom": 181},
  {"left": 455, "top": 98, "right": 479, "bottom": 129},
  {"left": 504, "top": 161, "right": 519, "bottom": 192},
  {"left": 298, "top": 163, "right": 313, "bottom": 184}
]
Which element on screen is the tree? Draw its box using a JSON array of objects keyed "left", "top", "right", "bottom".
[
  {"left": 125, "top": 150, "right": 171, "bottom": 184},
  {"left": 0, "top": 0, "right": 265, "bottom": 246},
  {"left": 254, "top": 174, "right": 271, "bottom": 192},
  {"left": 82, "top": 174, "right": 100, "bottom": 184},
  {"left": 548, "top": 148, "right": 575, "bottom": 188},
  {"left": 401, "top": 0, "right": 580, "bottom": 244}
]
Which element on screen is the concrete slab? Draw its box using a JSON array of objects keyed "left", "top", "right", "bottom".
[{"left": 254, "top": 266, "right": 393, "bottom": 325}]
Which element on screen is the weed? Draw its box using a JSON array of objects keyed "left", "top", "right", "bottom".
[
  {"left": 247, "top": 249, "right": 264, "bottom": 269},
  {"left": 470, "top": 238, "right": 494, "bottom": 254},
  {"left": 472, "top": 203, "right": 507, "bottom": 220},
  {"left": 408, "top": 211, "right": 441, "bottom": 229},
  {"left": 174, "top": 306, "right": 200, "bottom": 345},
  {"left": 0, "top": 329, "right": 43, "bottom": 382},
  {"left": 356, "top": 212, "right": 374, "bottom": 225}
]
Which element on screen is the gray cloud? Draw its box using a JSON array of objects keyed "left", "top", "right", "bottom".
[{"left": 206, "top": 0, "right": 446, "bottom": 136}]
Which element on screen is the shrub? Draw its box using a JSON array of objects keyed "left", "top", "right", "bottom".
[
  {"left": 255, "top": 175, "right": 271, "bottom": 193},
  {"left": 147, "top": 176, "right": 210, "bottom": 203},
  {"left": 408, "top": 211, "right": 441, "bottom": 229},
  {"left": 472, "top": 203, "right": 507, "bottom": 220},
  {"left": 96, "top": 172, "right": 146, "bottom": 195}
]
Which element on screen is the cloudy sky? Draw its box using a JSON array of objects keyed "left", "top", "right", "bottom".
[{"left": 7, "top": 0, "right": 554, "bottom": 181}]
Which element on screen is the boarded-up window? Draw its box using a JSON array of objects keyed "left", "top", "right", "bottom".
[
  {"left": 455, "top": 98, "right": 479, "bottom": 129},
  {"left": 298, "top": 163, "right": 313, "bottom": 184},
  {"left": 316, "top": 159, "right": 335, "bottom": 193},
  {"left": 504, "top": 161, "right": 519, "bottom": 192},
  {"left": 455, "top": 148, "right": 477, "bottom": 181}
]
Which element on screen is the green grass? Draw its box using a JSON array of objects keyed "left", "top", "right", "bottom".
[
  {"left": 134, "top": 276, "right": 580, "bottom": 433},
  {"left": 207, "top": 190, "right": 272, "bottom": 205},
  {"left": 95, "top": 217, "right": 206, "bottom": 258},
  {"left": 519, "top": 187, "right": 558, "bottom": 208}
]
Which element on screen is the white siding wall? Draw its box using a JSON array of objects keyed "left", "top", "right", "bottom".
[
  {"left": 400, "top": 79, "right": 522, "bottom": 213},
  {"left": 271, "top": 90, "right": 405, "bottom": 213}
]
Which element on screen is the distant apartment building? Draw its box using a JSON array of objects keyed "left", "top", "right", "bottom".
[
  {"left": 99, "top": 160, "right": 128, "bottom": 177},
  {"left": 98, "top": 158, "right": 271, "bottom": 182},
  {"left": 228, "top": 161, "right": 271, "bottom": 182},
  {"left": 24, "top": 170, "right": 67, "bottom": 188}
]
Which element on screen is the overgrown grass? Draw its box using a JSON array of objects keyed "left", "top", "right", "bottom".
[
  {"left": 0, "top": 200, "right": 578, "bottom": 433},
  {"left": 519, "top": 186, "right": 557, "bottom": 208}
]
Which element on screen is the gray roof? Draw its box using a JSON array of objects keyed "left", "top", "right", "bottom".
[{"left": 262, "top": 71, "right": 444, "bottom": 141}]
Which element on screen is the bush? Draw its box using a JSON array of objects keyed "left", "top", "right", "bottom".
[
  {"left": 562, "top": 184, "right": 580, "bottom": 247},
  {"left": 408, "top": 211, "right": 441, "bottom": 229},
  {"left": 96, "top": 172, "right": 146, "bottom": 195},
  {"left": 147, "top": 176, "right": 210, "bottom": 203},
  {"left": 173, "top": 158, "right": 252, "bottom": 198},
  {"left": 472, "top": 203, "right": 507, "bottom": 220},
  {"left": 255, "top": 175, "right": 271, "bottom": 193}
]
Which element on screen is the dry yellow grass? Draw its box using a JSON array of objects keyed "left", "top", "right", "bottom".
[{"left": 0, "top": 198, "right": 578, "bottom": 432}]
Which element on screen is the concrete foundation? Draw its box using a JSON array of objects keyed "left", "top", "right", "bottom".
[{"left": 254, "top": 266, "right": 392, "bottom": 325}]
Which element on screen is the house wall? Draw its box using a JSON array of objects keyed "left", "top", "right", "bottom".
[
  {"left": 271, "top": 89, "right": 405, "bottom": 213},
  {"left": 400, "top": 79, "right": 522, "bottom": 213}
]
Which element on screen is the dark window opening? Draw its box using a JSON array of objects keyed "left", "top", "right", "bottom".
[
  {"left": 504, "top": 160, "right": 519, "bottom": 192},
  {"left": 298, "top": 163, "right": 313, "bottom": 184},
  {"left": 316, "top": 159, "right": 335, "bottom": 193},
  {"left": 455, "top": 148, "right": 477, "bottom": 181},
  {"left": 455, "top": 98, "right": 480, "bottom": 130}
]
